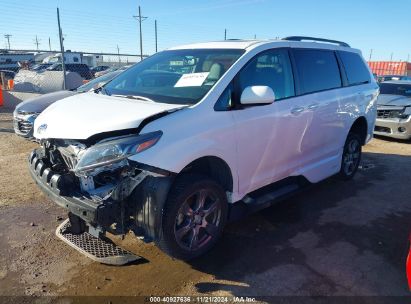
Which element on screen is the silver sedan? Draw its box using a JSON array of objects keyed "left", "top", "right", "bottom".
[
  {"left": 374, "top": 81, "right": 411, "bottom": 140},
  {"left": 13, "top": 71, "right": 121, "bottom": 138}
]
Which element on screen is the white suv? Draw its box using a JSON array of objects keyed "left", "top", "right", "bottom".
[{"left": 29, "top": 37, "right": 378, "bottom": 261}]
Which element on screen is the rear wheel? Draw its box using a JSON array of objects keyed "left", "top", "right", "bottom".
[
  {"left": 156, "top": 174, "right": 228, "bottom": 260},
  {"left": 338, "top": 132, "right": 362, "bottom": 180}
]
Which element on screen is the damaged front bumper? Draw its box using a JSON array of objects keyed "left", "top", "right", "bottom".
[
  {"left": 28, "top": 148, "right": 174, "bottom": 242},
  {"left": 374, "top": 116, "right": 411, "bottom": 140}
]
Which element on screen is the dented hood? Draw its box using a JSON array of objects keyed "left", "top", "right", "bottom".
[{"left": 33, "top": 92, "right": 186, "bottom": 140}]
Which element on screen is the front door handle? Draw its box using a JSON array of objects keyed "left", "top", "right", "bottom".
[
  {"left": 307, "top": 103, "right": 319, "bottom": 110},
  {"left": 290, "top": 107, "right": 305, "bottom": 115}
]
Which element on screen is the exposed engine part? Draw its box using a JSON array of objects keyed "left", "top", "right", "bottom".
[
  {"left": 79, "top": 175, "right": 95, "bottom": 192},
  {"left": 57, "top": 140, "right": 87, "bottom": 170}
]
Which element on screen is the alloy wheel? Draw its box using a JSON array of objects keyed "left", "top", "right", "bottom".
[
  {"left": 174, "top": 189, "right": 222, "bottom": 251},
  {"left": 343, "top": 137, "right": 361, "bottom": 176}
]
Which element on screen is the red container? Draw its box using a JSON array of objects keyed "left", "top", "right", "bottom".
[{"left": 367, "top": 61, "right": 411, "bottom": 76}]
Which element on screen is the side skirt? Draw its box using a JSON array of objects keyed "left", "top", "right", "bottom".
[{"left": 228, "top": 176, "right": 311, "bottom": 222}]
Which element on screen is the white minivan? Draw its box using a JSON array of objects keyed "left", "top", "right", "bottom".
[{"left": 29, "top": 37, "right": 378, "bottom": 263}]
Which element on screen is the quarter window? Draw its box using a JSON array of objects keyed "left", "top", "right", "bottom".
[
  {"left": 293, "top": 49, "right": 342, "bottom": 94},
  {"left": 338, "top": 51, "right": 371, "bottom": 86},
  {"left": 237, "top": 49, "right": 295, "bottom": 101}
]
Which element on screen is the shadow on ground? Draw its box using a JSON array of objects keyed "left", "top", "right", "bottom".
[
  {"left": 188, "top": 152, "right": 411, "bottom": 296},
  {"left": 374, "top": 134, "right": 410, "bottom": 145}
]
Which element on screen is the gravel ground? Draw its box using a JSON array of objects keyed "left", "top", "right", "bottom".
[{"left": 0, "top": 109, "right": 411, "bottom": 301}]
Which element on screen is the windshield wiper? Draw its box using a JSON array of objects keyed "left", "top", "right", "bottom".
[
  {"left": 112, "top": 94, "right": 156, "bottom": 103},
  {"left": 94, "top": 86, "right": 110, "bottom": 96}
]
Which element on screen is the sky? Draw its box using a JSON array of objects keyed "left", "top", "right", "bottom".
[{"left": 1, "top": 0, "right": 410, "bottom": 61}]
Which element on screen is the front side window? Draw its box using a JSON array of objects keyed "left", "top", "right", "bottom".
[
  {"left": 104, "top": 49, "right": 244, "bottom": 105},
  {"left": 338, "top": 51, "right": 371, "bottom": 86},
  {"left": 293, "top": 49, "right": 342, "bottom": 94},
  {"left": 237, "top": 49, "right": 295, "bottom": 100}
]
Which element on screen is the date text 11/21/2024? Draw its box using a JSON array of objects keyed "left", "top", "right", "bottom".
[{"left": 147, "top": 296, "right": 257, "bottom": 303}]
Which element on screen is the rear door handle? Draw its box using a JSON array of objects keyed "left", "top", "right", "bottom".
[
  {"left": 307, "top": 103, "right": 319, "bottom": 110},
  {"left": 290, "top": 107, "right": 305, "bottom": 115}
]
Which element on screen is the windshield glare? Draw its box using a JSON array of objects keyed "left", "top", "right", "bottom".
[
  {"left": 104, "top": 49, "right": 244, "bottom": 105},
  {"left": 380, "top": 83, "right": 411, "bottom": 96}
]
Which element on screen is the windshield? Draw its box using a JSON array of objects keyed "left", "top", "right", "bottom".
[
  {"left": 380, "top": 83, "right": 411, "bottom": 96},
  {"left": 104, "top": 49, "right": 244, "bottom": 105},
  {"left": 77, "top": 71, "right": 120, "bottom": 92}
]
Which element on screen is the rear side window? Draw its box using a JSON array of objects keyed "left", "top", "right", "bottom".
[
  {"left": 293, "top": 49, "right": 342, "bottom": 95},
  {"left": 338, "top": 51, "right": 371, "bottom": 86}
]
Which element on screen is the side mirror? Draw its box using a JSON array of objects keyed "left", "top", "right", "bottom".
[{"left": 240, "top": 86, "right": 275, "bottom": 105}]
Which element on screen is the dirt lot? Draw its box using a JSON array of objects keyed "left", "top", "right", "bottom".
[{"left": 1, "top": 107, "right": 411, "bottom": 300}]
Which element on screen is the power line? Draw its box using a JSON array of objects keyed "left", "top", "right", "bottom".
[
  {"left": 1, "top": 48, "right": 144, "bottom": 57},
  {"left": 133, "top": 6, "right": 147, "bottom": 61},
  {"left": 4, "top": 34, "right": 12, "bottom": 49}
]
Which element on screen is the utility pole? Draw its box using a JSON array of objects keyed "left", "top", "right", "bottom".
[
  {"left": 4, "top": 34, "right": 12, "bottom": 50},
  {"left": 133, "top": 6, "right": 147, "bottom": 61},
  {"left": 34, "top": 35, "right": 41, "bottom": 50},
  {"left": 224, "top": 29, "right": 227, "bottom": 40},
  {"left": 48, "top": 37, "right": 51, "bottom": 51},
  {"left": 369, "top": 49, "right": 373, "bottom": 61},
  {"left": 407, "top": 54, "right": 410, "bottom": 63},
  {"left": 57, "top": 7, "right": 67, "bottom": 90},
  {"left": 117, "top": 45, "right": 121, "bottom": 65},
  {"left": 155, "top": 19, "right": 158, "bottom": 53},
  {"left": 254, "top": 34, "right": 256, "bottom": 39},
  {"left": 390, "top": 52, "right": 393, "bottom": 61}
]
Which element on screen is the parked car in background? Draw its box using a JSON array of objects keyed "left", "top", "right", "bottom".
[
  {"left": 94, "top": 66, "right": 117, "bottom": 77},
  {"left": 47, "top": 63, "right": 93, "bottom": 80},
  {"left": 118, "top": 64, "right": 132, "bottom": 71},
  {"left": 13, "top": 71, "right": 121, "bottom": 138},
  {"left": 28, "top": 37, "right": 378, "bottom": 262},
  {"left": 90, "top": 65, "right": 110, "bottom": 76},
  {"left": 94, "top": 65, "right": 131, "bottom": 77},
  {"left": 374, "top": 81, "right": 411, "bottom": 140},
  {"left": 30, "top": 63, "right": 52, "bottom": 72},
  {"left": 377, "top": 75, "right": 411, "bottom": 83}
]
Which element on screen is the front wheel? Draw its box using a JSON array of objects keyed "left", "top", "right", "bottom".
[
  {"left": 338, "top": 132, "right": 362, "bottom": 180},
  {"left": 156, "top": 174, "right": 228, "bottom": 260}
]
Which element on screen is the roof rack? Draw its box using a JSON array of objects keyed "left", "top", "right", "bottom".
[{"left": 282, "top": 36, "right": 350, "bottom": 47}]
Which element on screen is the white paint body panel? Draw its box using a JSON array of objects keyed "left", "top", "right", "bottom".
[
  {"left": 34, "top": 39, "right": 379, "bottom": 203},
  {"left": 33, "top": 92, "right": 185, "bottom": 140}
]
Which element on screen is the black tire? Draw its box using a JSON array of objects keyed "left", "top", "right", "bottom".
[
  {"left": 156, "top": 174, "right": 228, "bottom": 260},
  {"left": 338, "top": 132, "right": 362, "bottom": 180}
]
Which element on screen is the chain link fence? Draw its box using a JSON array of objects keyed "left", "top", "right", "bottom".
[{"left": 1, "top": 50, "right": 141, "bottom": 93}]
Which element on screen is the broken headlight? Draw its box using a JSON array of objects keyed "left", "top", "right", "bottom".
[{"left": 75, "top": 131, "right": 162, "bottom": 173}]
